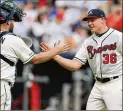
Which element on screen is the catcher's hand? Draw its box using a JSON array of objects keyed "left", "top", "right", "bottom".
[{"left": 40, "top": 40, "right": 70, "bottom": 53}]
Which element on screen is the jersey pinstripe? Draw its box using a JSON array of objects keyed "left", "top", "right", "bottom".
[{"left": 74, "top": 28, "right": 122, "bottom": 78}]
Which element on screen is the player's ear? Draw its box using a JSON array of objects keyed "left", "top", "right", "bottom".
[
  {"left": 102, "top": 17, "right": 106, "bottom": 21},
  {"left": 101, "top": 18, "right": 105, "bottom": 24}
]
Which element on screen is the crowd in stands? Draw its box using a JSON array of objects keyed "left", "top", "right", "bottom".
[
  {"left": 13, "top": 0, "right": 122, "bottom": 54},
  {"left": 11, "top": 0, "right": 122, "bottom": 110}
]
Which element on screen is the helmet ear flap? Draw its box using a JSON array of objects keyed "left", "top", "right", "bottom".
[{"left": 0, "top": 8, "right": 10, "bottom": 24}]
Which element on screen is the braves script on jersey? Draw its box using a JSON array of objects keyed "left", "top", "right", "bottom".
[
  {"left": 87, "top": 42, "right": 117, "bottom": 59},
  {"left": 74, "top": 28, "right": 122, "bottom": 78}
]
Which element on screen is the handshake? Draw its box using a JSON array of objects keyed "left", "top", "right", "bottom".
[
  {"left": 30, "top": 40, "right": 70, "bottom": 64},
  {"left": 40, "top": 40, "right": 70, "bottom": 54}
]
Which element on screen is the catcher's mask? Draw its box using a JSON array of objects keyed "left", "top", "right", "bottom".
[{"left": 0, "top": 0, "right": 26, "bottom": 24}]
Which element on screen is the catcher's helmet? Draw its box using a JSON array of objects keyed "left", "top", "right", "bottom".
[{"left": 0, "top": 0, "right": 26, "bottom": 24}]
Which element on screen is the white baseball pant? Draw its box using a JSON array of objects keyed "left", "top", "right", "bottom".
[
  {"left": 86, "top": 76, "right": 122, "bottom": 110},
  {"left": 0, "top": 80, "right": 11, "bottom": 110}
]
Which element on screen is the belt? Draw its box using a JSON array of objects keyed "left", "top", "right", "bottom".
[{"left": 96, "top": 76, "right": 119, "bottom": 83}]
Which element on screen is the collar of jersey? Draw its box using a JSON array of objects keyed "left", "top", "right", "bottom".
[
  {"left": 92, "top": 28, "right": 114, "bottom": 42},
  {"left": 96, "top": 28, "right": 110, "bottom": 37}
]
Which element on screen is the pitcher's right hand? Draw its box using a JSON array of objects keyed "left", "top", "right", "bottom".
[{"left": 40, "top": 40, "right": 70, "bottom": 54}]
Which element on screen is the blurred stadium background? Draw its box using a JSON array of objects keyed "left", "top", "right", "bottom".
[{"left": 3, "top": 0, "right": 122, "bottom": 110}]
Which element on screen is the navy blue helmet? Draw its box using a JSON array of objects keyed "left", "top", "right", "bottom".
[{"left": 0, "top": 0, "right": 26, "bottom": 24}]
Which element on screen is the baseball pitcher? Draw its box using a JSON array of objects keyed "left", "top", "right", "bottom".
[{"left": 40, "top": 9, "right": 122, "bottom": 110}]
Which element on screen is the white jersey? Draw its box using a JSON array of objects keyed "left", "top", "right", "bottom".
[
  {"left": 74, "top": 28, "right": 122, "bottom": 78},
  {"left": 1, "top": 34, "right": 35, "bottom": 83}
]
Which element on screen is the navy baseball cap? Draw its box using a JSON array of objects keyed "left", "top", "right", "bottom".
[{"left": 82, "top": 9, "right": 106, "bottom": 21}]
